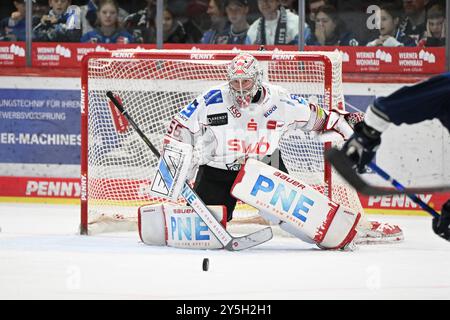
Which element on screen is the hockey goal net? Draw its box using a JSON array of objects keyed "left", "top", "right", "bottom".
[{"left": 80, "top": 49, "right": 363, "bottom": 235}]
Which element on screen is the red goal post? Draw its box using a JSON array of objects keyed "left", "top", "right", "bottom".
[{"left": 80, "top": 49, "right": 362, "bottom": 235}]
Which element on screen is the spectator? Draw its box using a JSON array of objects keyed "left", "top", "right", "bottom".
[
  {"left": 306, "top": 4, "right": 359, "bottom": 46},
  {"left": 200, "top": 0, "right": 227, "bottom": 44},
  {"left": 213, "top": 0, "right": 250, "bottom": 44},
  {"left": 123, "top": 0, "right": 156, "bottom": 43},
  {"left": 0, "top": 0, "right": 27, "bottom": 41},
  {"left": 418, "top": 4, "right": 445, "bottom": 46},
  {"left": 81, "top": 0, "right": 133, "bottom": 43},
  {"left": 307, "top": 0, "right": 328, "bottom": 26},
  {"left": 246, "top": 0, "right": 302, "bottom": 45},
  {"left": 280, "top": 0, "right": 298, "bottom": 13},
  {"left": 183, "top": 0, "right": 209, "bottom": 43},
  {"left": 33, "top": 0, "right": 50, "bottom": 21},
  {"left": 162, "top": 6, "right": 191, "bottom": 43},
  {"left": 80, "top": 0, "right": 129, "bottom": 35},
  {"left": 366, "top": 4, "right": 416, "bottom": 47},
  {"left": 33, "top": 0, "right": 82, "bottom": 42},
  {"left": 399, "top": 0, "right": 430, "bottom": 42}
]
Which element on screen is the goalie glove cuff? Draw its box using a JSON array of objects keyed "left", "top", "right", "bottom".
[
  {"left": 343, "top": 121, "right": 381, "bottom": 173},
  {"left": 364, "top": 105, "right": 391, "bottom": 133}
]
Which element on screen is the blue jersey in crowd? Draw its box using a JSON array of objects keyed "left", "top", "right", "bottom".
[
  {"left": 373, "top": 73, "right": 450, "bottom": 132},
  {"left": 81, "top": 29, "right": 134, "bottom": 44}
]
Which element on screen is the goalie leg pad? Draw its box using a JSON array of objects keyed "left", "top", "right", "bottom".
[
  {"left": 138, "top": 204, "right": 227, "bottom": 249},
  {"left": 231, "top": 159, "right": 361, "bottom": 249},
  {"left": 150, "top": 136, "right": 193, "bottom": 201}
]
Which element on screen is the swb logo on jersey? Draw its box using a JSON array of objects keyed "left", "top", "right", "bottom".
[{"left": 228, "top": 136, "right": 270, "bottom": 155}]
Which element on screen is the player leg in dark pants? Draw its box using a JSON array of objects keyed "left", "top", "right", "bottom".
[{"left": 194, "top": 165, "right": 239, "bottom": 222}]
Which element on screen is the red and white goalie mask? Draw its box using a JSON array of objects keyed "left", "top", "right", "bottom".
[{"left": 227, "top": 53, "right": 263, "bottom": 108}]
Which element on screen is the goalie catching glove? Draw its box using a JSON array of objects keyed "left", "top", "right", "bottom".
[{"left": 313, "top": 109, "right": 365, "bottom": 143}]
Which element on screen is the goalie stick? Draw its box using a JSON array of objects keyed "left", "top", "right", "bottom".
[
  {"left": 106, "top": 91, "right": 273, "bottom": 251},
  {"left": 325, "top": 148, "right": 441, "bottom": 218}
]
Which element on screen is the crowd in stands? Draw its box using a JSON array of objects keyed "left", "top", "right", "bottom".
[{"left": 0, "top": 0, "right": 446, "bottom": 47}]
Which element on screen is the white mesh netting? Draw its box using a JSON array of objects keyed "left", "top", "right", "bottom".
[{"left": 81, "top": 50, "right": 363, "bottom": 234}]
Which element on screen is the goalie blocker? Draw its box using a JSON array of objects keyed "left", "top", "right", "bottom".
[
  {"left": 231, "top": 159, "right": 361, "bottom": 249},
  {"left": 150, "top": 135, "right": 193, "bottom": 201}
]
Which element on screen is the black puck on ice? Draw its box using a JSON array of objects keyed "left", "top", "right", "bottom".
[{"left": 202, "top": 258, "right": 209, "bottom": 271}]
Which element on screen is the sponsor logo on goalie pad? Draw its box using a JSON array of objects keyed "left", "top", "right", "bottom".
[
  {"left": 138, "top": 204, "right": 226, "bottom": 249},
  {"left": 231, "top": 159, "right": 360, "bottom": 248},
  {"left": 249, "top": 174, "right": 314, "bottom": 223}
]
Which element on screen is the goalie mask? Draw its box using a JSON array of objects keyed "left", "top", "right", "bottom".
[{"left": 227, "top": 53, "right": 263, "bottom": 108}]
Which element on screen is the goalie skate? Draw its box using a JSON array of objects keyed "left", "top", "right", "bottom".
[{"left": 355, "top": 221, "right": 404, "bottom": 245}]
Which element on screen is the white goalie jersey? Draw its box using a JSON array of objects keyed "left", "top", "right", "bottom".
[{"left": 168, "top": 82, "right": 348, "bottom": 171}]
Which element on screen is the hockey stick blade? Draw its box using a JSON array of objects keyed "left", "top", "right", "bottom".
[
  {"left": 225, "top": 226, "right": 273, "bottom": 251},
  {"left": 181, "top": 183, "right": 273, "bottom": 250},
  {"left": 106, "top": 91, "right": 273, "bottom": 251},
  {"left": 325, "top": 148, "right": 450, "bottom": 195}
]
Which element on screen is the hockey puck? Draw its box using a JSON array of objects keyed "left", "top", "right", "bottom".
[{"left": 202, "top": 258, "right": 209, "bottom": 271}]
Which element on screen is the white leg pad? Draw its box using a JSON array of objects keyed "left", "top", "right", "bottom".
[
  {"left": 231, "top": 159, "right": 361, "bottom": 249},
  {"left": 138, "top": 203, "right": 227, "bottom": 249}
]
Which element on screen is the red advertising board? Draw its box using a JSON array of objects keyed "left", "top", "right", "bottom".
[
  {"left": 0, "top": 42, "right": 26, "bottom": 67},
  {"left": 0, "top": 42, "right": 446, "bottom": 74},
  {"left": 1, "top": 175, "right": 448, "bottom": 216},
  {"left": 307, "top": 45, "right": 446, "bottom": 74},
  {"left": 359, "top": 193, "right": 450, "bottom": 216},
  {"left": 0, "top": 176, "right": 80, "bottom": 201}
]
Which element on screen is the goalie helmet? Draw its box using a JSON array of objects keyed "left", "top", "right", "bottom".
[{"left": 227, "top": 53, "right": 263, "bottom": 108}]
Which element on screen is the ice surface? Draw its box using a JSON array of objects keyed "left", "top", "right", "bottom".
[{"left": 0, "top": 203, "right": 449, "bottom": 300}]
